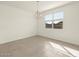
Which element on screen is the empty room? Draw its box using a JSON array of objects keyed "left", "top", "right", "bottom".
[{"left": 0, "top": 1, "right": 79, "bottom": 57}]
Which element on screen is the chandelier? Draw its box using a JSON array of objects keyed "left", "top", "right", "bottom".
[{"left": 36, "top": 1, "right": 39, "bottom": 19}]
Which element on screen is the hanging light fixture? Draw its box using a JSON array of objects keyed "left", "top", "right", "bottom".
[{"left": 36, "top": 1, "right": 39, "bottom": 19}]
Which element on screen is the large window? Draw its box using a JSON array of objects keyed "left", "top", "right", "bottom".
[
  {"left": 53, "top": 11, "right": 64, "bottom": 29},
  {"left": 44, "top": 11, "right": 64, "bottom": 29},
  {"left": 44, "top": 14, "right": 53, "bottom": 28}
]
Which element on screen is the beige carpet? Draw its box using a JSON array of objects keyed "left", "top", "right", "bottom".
[{"left": 0, "top": 35, "right": 79, "bottom": 57}]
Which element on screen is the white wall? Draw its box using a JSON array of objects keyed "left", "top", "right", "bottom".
[
  {"left": 0, "top": 4, "right": 37, "bottom": 44},
  {"left": 38, "top": 2, "right": 79, "bottom": 45}
]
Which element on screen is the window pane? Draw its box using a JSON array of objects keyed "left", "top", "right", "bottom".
[
  {"left": 45, "top": 23, "right": 52, "bottom": 28},
  {"left": 44, "top": 14, "right": 53, "bottom": 21},
  {"left": 54, "top": 11, "right": 64, "bottom": 20},
  {"left": 53, "top": 11, "right": 64, "bottom": 29}
]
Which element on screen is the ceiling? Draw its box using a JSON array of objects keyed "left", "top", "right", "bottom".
[
  {"left": 38, "top": 1, "right": 71, "bottom": 12},
  {"left": 0, "top": 1, "right": 71, "bottom": 13}
]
